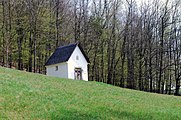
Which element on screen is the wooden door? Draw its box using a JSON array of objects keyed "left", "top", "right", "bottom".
[{"left": 74, "top": 68, "right": 82, "bottom": 80}]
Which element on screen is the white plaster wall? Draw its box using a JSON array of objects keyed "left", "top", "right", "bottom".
[
  {"left": 46, "top": 62, "right": 68, "bottom": 78},
  {"left": 68, "top": 46, "right": 88, "bottom": 81}
]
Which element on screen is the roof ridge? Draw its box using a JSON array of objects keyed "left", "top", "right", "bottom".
[{"left": 58, "top": 43, "right": 77, "bottom": 49}]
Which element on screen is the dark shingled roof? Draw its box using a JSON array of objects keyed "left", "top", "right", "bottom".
[{"left": 45, "top": 43, "right": 90, "bottom": 66}]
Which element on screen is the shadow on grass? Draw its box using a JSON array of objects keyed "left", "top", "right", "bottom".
[
  {"left": 50, "top": 109, "right": 101, "bottom": 120},
  {"left": 107, "top": 109, "right": 153, "bottom": 120},
  {"left": 50, "top": 108, "right": 153, "bottom": 120}
]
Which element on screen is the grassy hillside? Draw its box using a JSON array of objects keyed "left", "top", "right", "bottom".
[{"left": 0, "top": 67, "right": 181, "bottom": 120}]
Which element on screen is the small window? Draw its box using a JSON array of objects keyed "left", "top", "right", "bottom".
[
  {"left": 55, "top": 66, "right": 58, "bottom": 71},
  {"left": 76, "top": 55, "right": 79, "bottom": 60}
]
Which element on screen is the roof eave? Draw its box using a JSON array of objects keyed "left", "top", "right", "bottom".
[{"left": 45, "top": 61, "right": 68, "bottom": 67}]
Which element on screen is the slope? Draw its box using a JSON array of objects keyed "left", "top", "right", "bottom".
[{"left": 0, "top": 67, "right": 181, "bottom": 120}]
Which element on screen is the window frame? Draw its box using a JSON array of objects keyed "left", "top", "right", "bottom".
[
  {"left": 55, "top": 66, "right": 58, "bottom": 71},
  {"left": 76, "top": 55, "right": 79, "bottom": 60}
]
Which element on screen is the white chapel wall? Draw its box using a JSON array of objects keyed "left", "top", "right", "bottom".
[
  {"left": 68, "top": 46, "right": 88, "bottom": 81},
  {"left": 46, "top": 62, "right": 68, "bottom": 78}
]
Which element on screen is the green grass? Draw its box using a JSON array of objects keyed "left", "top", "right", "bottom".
[{"left": 0, "top": 67, "right": 181, "bottom": 120}]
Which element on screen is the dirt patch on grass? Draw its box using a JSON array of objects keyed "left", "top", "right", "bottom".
[
  {"left": 0, "top": 97, "right": 4, "bottom": 102},
  {"left": 0, "top": 97, "right": 5, "bottom": 111},
  {"left": 176, "top": 104, "right": 181, "bottom": 107}
]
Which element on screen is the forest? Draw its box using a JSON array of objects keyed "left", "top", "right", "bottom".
[{"left": 0, "top": 0, "right": 181, "bottom": 96}]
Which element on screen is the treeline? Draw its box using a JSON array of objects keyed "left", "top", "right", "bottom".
[{"left": 0, "top": 0, "right": 181, "bottom": 95}]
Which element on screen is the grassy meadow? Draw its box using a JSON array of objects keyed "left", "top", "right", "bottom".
[{"left": 0, "top": 67, "right": 181, "bottom": 120}]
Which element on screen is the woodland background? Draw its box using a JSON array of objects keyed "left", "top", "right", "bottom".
[{"left": 0, "top": 0, "right": 181, "bottom": 95}]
